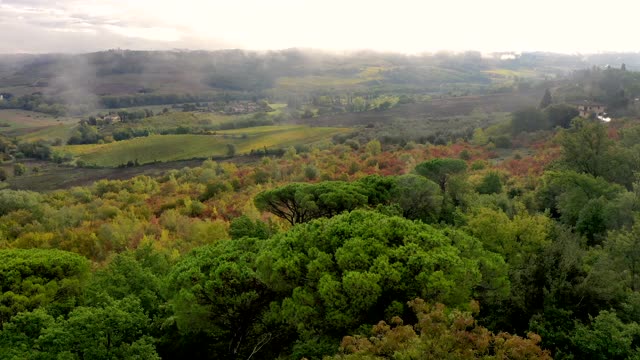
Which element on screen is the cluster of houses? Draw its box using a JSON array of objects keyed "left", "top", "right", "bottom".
[
  {"left": 221, "top": 101, "right": 267, "bottom": 115},
  {"left": 102, "top": 114, "right": 121, "bottom": 123}
]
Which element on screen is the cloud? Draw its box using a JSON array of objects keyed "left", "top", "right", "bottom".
[
  {"left": 0, "top": 0, "right": 232, "bottom": 52},
  {"left": 1, "top": 0, "right": 640, "bottom": 53}
]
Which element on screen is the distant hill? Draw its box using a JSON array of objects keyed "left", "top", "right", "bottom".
[{"left": 0, "top": 49, "right": 639, "bottom": 114}]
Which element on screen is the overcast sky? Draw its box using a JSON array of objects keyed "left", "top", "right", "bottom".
[{"left": 1, "top": 0, "right": 639, "bottom": 54}]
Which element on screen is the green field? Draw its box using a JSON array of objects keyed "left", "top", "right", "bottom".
[
  {"left": 57, "top": 125, "right": 349, "bottom": 167},
  {"left": 0, "top": 109, "right": 78, "bottom": 142},
  {"left": 0, "top": 109, "right": 76, "bottom": 130},
  {"left": 19, "top": 123, "right": 76, "bottom": 142},
  {"left": 483, "top": 68, "right": 538, "bottom": 78}
]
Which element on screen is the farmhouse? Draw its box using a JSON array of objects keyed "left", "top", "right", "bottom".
[
  {"left": 102, "top": 114, "right": 121, "bottom": 123},
  {"left": 575, "top": 101, "right": 606, "bottom": 118}
]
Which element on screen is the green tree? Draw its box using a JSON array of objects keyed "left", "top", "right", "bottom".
[
  {"left": 254, "top": 182, "right": 369, "bottom": 225},
  {"left": 471, "top": 128, "right": 489, "bottom": 146},
  {"left": 255, "top": 210, "right": 508, "bottom": 358},
  {"left": 545, "top": 103, "right": 579, "bottom": 128},
  {"left": 356, "top": 175, "right": 396, "bottom": 206},
  {"left": 466, "top": 207, "right": 551, "bottom": 265},
  {"left": 226, "top": 143, "right": 236, "bottom": 157},
  {"left": 167, "top": 237, "right": 281, "bottom": 359},
  {"left": 476, "top": 172, "right": 502, "bottom": 194},
  {"left": 0, "top": 190, "right": 43, "bottom": 216},
  {"left": 0, "top": 249, "right": 89, "bottom": 325},
  {"left": 0, "top": 308, "right": 55, "bottom": 358},
  {"left": 571, "top": 311, "right": 640, "bottom": 360},
  {"left": 85, "top": 244, "right": 170, "bottom": 317},
  {"left": 390, "top": 174, "right": 442, "bottom": 222},
  {"left": 229, "top": 215, "right": 271, "bottom": 239},
  {"left": 415, "top": 158, "right": 467, "bottom": 193},
  {"left": 558, "top": 118, "right": 612, "bottom": 178},
  {"left": 365, "top": 139, "right": 381, "bottom": 156},
  {"left": 13, "top": 163, "right": 26, "bottom": 176},
  {"left": 604, "top": 221, "right": 640, "bottom": 292},
  {"left": 1, "top": 297, "right": 161, "bottom": 359},
  {"left": 540, "top": 88, "right": 553, "bottom": 109},
  {"left": 536, "top": 171, "right": 630, "bottom": 243},
  {"left": 511, "top": 107, "right": 548, "bottom": 134},
  {"left": 68, "top": 123, "right": 100, "bottom": 145}
]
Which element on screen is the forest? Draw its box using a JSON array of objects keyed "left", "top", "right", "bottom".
[{"left": 2, "top": 50, "right": 640, "bottom": 359}]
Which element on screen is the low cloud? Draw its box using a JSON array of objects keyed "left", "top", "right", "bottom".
[
  {"left": 0, "top": 0, "right": 231, "bottom": 53},
  {"left": 1, "top": 0, "right": 640, "bottom": 54}
]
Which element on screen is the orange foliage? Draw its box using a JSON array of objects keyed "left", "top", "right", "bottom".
[{"left": 333, "top": 299, "right": 551, "bottom": 359}]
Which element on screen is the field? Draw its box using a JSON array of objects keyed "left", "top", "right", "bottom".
[
  {"left": 2, "top": 159, "right": 206, "bottom": 191},
  {"left": 275, "top": 75, "right": 373, "bottom": 93},
  {"left": 18, "top": 123, "right": 75, "bottom": 142},
  {"left": 293, "top": 91, "right": 538, "bottom": 142},
  {"left": 306, "top": 91, "right": 540, "bottom": 127},
  {"left": 57, "top": 125, "right": 349, "bottom": 167},
  {"left": 0, "top": 109, "right": 77, "bottom": 141},
  {"left": 0, "top": 109, "right": 75, "bottom": 130}
]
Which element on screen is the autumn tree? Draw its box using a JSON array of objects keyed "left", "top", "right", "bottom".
[{"left": 328, "top": 299, "right": 551, "bottom": 360}]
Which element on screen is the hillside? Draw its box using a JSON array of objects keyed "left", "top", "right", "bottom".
[{"left": 0, "top": 49, "right": 577, "bottom": 114}]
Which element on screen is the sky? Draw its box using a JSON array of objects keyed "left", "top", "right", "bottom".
[{"left": 1, "top": 0, "right": 640, "bottom": 54}]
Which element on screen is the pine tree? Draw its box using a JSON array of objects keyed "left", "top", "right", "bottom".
[{"left": 539, "top": 88, "right": 552, "bottom": 109}]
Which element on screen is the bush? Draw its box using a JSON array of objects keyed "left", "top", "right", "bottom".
[
  {"left": 492, "top": 135, "right": 512, "bottom": 149},
  {"left": 476, "top": 172, "right": 503, "bottom": 194},
  {"left": 13, "top": 163, "right": 26, "bottom": 176}
]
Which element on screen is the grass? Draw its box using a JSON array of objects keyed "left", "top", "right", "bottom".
[
  {"left": 57, "top": 125, "right": 350, "bottom": 167},
  {"left": 0, "top": 109, "right": 76, "bottom": 131},
  {"left": 0, "top": 109, "right": 77, "bottom": 142},
  {"left": 19, "top": 124, "right": 75, "bottom": 142}
]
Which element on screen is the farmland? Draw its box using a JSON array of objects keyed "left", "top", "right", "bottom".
[
  {"left": 0, "top": 109, "right": 77, "bottom": 143},
  {"left": 57, "top": 125, "right": 350, "bottom": 167},
  {"left": 0, "top": 109, "right": 75, "bottom": 131}
]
